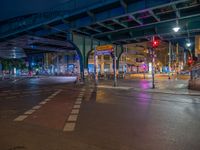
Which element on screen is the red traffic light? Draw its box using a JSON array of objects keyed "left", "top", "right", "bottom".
[
  {"left": 152, "top": 40, "right": 159, "bottom": 48},
  {"left": 188, "top": 57, "right": 193, "bottom": 65}
]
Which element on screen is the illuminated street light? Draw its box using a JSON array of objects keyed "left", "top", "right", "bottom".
[
  {"left": 186, "top": 40, "right": 191, "bottom": 47},
  {"left": 173, "top": 19, "right": 180, "bottom": 32},
  {"left": 172, "top": 26, "right": 180, "bottom": 32}
]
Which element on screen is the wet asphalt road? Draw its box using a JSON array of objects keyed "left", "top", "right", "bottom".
[{"left": 0, "top": 77, "right": 200, "bottom": 150}]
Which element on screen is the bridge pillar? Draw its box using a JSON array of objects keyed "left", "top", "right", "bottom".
[
  {"left": 66, "top": 32, "right": 84, "bottom": 79},
  {"left": 116, "top": 45, "right": 124, "bottom": 71},
  {"left": 73, "top": 33, "right": 95, "bottom": 79}
]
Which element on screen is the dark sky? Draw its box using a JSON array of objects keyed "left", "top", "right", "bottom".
[{"left": 0, "top": 0, "right": 71, "bottom": 21}]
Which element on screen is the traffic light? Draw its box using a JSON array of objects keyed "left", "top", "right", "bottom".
[
  {"left": 188, "top": 57, "right": 193, "bottom": 66},
  {"left": 152, "top": 39, "right": 159, "bottom": 48}
]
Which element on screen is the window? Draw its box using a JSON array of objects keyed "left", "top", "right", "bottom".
[
  {"left": 104, "top": 55, "right": 110, "bottom": 60},
  {"left": 104, "top": 64, "right": 110, "bottom": 72}
]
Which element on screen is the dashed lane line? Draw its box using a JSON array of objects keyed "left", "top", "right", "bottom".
[
  {"left": 67, "top": 115, "right": 78, "bottom": 122},
  {"left": 14, "top": 89, "right": 62, "bottom": 122},
  {"left": 24, "top": 109, "right": 36, "bottom": 115},
  {"left": 75, "top": 101, "right": 82, "bottom": 105},
  {"left": 71, "top": 109, "right": 79, "bottom": 114},
  {"left": 63, "top": 88, "right": 85, "bottom": 132},
  {"left": 73, "top": 105, "right": 81, "bottom": 109},
  {"left": 76, "top": 98, "right": 82, "bottom": 101},
  {"left": 44, "top": 98, "right": 51, "bottom": 102},
  {"left": 32, "top": 105, "right": 41, "bottom": 110},
  {"left": 63, "top": 123, "right": 76, "bottom": 132},
  {"left": 14, "top": 115, "right": 28, "bottom": 121},
  {"left": 39, "top": 101, "right": 47, "bottom": 105}
]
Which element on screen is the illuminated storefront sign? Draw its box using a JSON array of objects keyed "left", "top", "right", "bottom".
[
  {"left": 96, "top": 45, "right": 114, "bottom": 51},
  {"left": 95, "top": 45, "right": 114, "bottom": 55}
]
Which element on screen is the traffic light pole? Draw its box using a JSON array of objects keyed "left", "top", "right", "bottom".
[{"left": 152, "top": 48, "right": 155, "bottom": 89}]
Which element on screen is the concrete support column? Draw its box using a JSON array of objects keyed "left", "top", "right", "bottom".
[{"left": 101, "top": 55, "right": 104, "bottom": 74}]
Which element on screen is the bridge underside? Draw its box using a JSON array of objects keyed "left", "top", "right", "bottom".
[
  {"left": 1, "top": 0, "right": 200, "bottom": 44},
  {"left": 0, "top": 0, "right": 200, "bottom": 75}
]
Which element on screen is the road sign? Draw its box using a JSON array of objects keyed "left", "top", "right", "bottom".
[
  {"left": 95, "top": 45, "right": 114, "bottom": 55},
  {"left": 96, "top": 45, "right": 114, "bottom": 51}
]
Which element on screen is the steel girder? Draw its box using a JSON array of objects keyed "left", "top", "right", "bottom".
[
  {"left": 0, "top": 0, "right": 118, "bottom": 39},
  {"left": 0, "top": 0, "right": 187, "bottom": 40},
  {"left": 107, "top": 15, "right": 200, "bottom": 42}
]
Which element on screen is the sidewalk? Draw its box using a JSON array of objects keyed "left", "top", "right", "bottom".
[{"left": 93, "top": 79, "right": 200, "bottom": 96}]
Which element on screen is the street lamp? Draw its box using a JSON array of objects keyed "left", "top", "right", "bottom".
[
  {"left": 172, "top": 20, "right": 180, "bottom": 33},
  {"left": 186, "top": 41, "right": 191, "bottom": 47},
  {"left": 173, "top": 26, "right": 180, "bottom": 32}
]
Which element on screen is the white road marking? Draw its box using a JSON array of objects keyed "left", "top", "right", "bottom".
[
  {"left": 71, "top": 109, "right": 79, "bottom": 114},
  {"left": 75, "top": 101, "right": 82, "bottom": 104},
  {"left": 68, "top": 115, "right": 78, "bottom": 121},
  {"left": 48, "top": 95, "right": 55, "bottom": 99},
  {"left": 44, "top": 98, "right": 51, "bottom": 102},
  {"left": 63, "top": 90, "right": 83, "bottom": 132},
  {"left": 73, "top": 105, "right": 81, "bottom": 109},
  {"left": 63, "top": 123, "right": 76, "bottom": 131},
  {"left": 14, "top": 115, "right": 28, "bottom": 121},
  {"left": 32, "top": 105, "right": 41, "bottom": 110},
  {"left": 39, "top": 101, "right": 47, "bottom": 105},
  {"left": 24, "top": 109, "right": 35, "bottom": 115},
  {"left": 14, "top": 90, "right": 63, "bottom": 123},
  {"left": 76, "top": 98, "right": 82, "bottom": 101}
]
